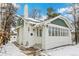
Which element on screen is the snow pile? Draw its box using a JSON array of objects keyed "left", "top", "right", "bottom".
[
  {"left": 0, "top": 42, "right": 26, "bottom": 56},
  {"left": 46, "top": 44, "right": 79, "bottom": 56}
]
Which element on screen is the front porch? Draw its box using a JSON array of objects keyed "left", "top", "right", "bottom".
[{"left": 33, "top": 26, "right": 43, "bottom": 49}]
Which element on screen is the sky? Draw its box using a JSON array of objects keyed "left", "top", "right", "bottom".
[
  {"left": 16, "top": 3, "right": 69, "bottom": 15},
  {"left": 16, "top": 3, "right": 74, "bottom": 21}
]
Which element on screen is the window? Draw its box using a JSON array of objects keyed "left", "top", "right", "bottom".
[
  {"left": 55, "top": 28, "right": 58, "bottom": 36},
  {"left": 61, "top": 29, "right": 69, "bottom": 36},
  {"left": 64, "top": 29, "right": 66, "bottom": 36},
  {"left": 57, "top": 28, "right": 59, "bottom": 36},
  {"left": 58, "top": 28, "right": 60, "bottom": 36},
  {"left": 37, "top": 28, "right": 42, "bottom": 37},
  {"left": 30, "top": 33, "right": 33, "bottom": 36},
  {"left": 48, "top": 26, "right": 69, "bottom": 37},
  {"left": 48, "top": 27, "right": 52, "bottom": 36},
  {"left": 37, "top": 28, "right": 39, "bottom": 36},
  {"left": 59, "top": 28, "right": 61, "bottom": 36},
  {"left": 61, "top": 29, "right": 64, "bottom": 36},
  {"left": 62, "top": 29, "right": 64, "bottom": 36},
  {"left": 40, "top": 30, "right": 42, "bottom": 37},
  {"left": 52, "top": 27, "right": 54, "bottom": 36}
]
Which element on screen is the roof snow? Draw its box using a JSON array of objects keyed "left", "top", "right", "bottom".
[{"left": 25, "top": 18, "right": 43, "bottom": 23}]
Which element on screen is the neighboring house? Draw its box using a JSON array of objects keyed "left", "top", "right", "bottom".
[{"left": 15, "top": 15, "right": 73, "bottom": 50}]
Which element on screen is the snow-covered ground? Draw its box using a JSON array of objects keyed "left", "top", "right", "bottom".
[
  {"left": 0, "top": 42, "right": 26, "bottom": 56},
  {"left": 46, "top": 44, "right": 79, "bottom": 56},
  {"left": 1, "top": 35, "right": 79, "bottom": 56}
]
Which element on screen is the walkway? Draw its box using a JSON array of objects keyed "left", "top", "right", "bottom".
[{"left": 0, "top": 42, "right": 26, "bottom": 56}]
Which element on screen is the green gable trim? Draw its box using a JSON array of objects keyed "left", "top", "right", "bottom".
[
  {"left": 17, "top": 18, "right": 24, "bottom": 26},
  {"left": 51, "top": 18, "right": 68, "bottom": 27}
]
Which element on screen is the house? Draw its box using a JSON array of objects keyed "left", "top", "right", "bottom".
[{"left": 15, "top": 15, "right": 73, "bottom": 50}]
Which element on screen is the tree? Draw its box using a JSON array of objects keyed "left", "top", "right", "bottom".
[
  {"left": 66, "top": 3, "right": 79, "bottom": 44},
  {"left": 30, "top": 8, "right": 41, "bottom": 20},
  {"left": 0, "top": 3, "right": 17, "bottom": 42},
  {"left": 70, "top": 3, "right": 79, "bottom": 44},
  {"left": 47, "top": 8, "right": 54, "bottom": 17},
  {"left": 47, "top": 7, "right": 60, "bottom": 19}
]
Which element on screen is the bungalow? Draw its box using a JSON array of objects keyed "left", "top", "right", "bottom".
[{"left": 15, "top": 15, "right": 73, "bottom": 50}]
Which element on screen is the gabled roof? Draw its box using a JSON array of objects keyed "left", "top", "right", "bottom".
[
  {"left": 15, "top": 15, "right": 41, "bottom": 23},
  {"left": 34, "top": 15, "right": 73, "bottom": 30},
  {"left": 15, "top": 14, "right": 73, "bottom": 30}
]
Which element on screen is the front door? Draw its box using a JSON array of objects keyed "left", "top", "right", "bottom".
[{"left": 34, "top": 28, "right": 42, "bottom": 48}]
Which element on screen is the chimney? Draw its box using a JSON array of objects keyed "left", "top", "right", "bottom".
[{"left": 24, "top": 4, "right": 28, "bottom": 18}]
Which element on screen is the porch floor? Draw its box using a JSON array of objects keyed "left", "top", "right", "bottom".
[{"left": 13, "top": 42, "right": 44, "bottom": 56}]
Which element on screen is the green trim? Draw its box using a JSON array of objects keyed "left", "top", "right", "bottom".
[
  {"left": 51, "top": 18, "right": 68, "bottom": 27},
  {"left": 17, "top": 18, "right": 24, "bottom": 26}
]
